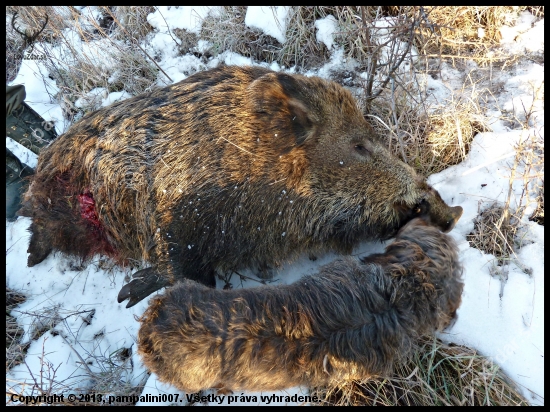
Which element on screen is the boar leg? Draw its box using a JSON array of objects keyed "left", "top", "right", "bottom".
[
  {"left": 118, "top": 268, "right": 171, "bottom": 308},
  {"left": 118, "top": 263, "right": 217, "bottom": 308}
]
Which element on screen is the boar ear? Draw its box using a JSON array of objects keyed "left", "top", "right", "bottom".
[{"left": 247, "top": 72, "right": 315, "bottom": 146}]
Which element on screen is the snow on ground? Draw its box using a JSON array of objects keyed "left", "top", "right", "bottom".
[
  {"left": 314, "top": 15, "right": 338, "bottom": 50},
  {"left": 148, "top": 6, "right": 223, "bottom": 35},
  {"left": 244, "top": 6, "right": 291, "bottom": 44},
  {"left": 6, "top": 7, "right": 544, "bottom": 406},
  {"left": 9, "top": 44, "right": 64, "bottom": 136},
  {"left": 428, "top": 129, "right": 544, "bottom": 405}
]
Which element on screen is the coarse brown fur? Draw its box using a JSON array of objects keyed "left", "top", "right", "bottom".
[
  {"left": 19, "top": 65, "right": 463, "bottom": 307},
  {"left": 137, "top": 218, "right": 464, "bottom": 392}
]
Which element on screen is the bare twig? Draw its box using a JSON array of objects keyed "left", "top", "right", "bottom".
[{"left": 101, "top": 6, "right": 173, "bottom": 83}]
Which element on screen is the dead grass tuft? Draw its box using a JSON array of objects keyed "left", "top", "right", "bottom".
[
  {"left": 109, "top": 6, "right": 156, "bottom": 42},
  {"left": 416, "top": 7, "right": 527, "bottom": 59},
  {"left": 6, "top": 288, "right": 28, "bottom": 373},
  {"left": 312, "top": 336, "right": 529, "bottom": 406},
  {"left": 200, "top": 6, "right": 282, "bottom": 66},
  {"left": 199, "top": 6, "right": 332, "bottom": 69},
  {"left": 278, "top": 7, "right": 331, "bottom": 69},
  {"left": 467, "top": 204, "right": 518, "bottom": 262},
  {"left": 466, "top": 130, "right": 543, "bottom": 262},
  {"left": 6, "top": 337, "right": 148, "bottom": 406},
  {"left": 415, "top": 104, "right": 487, "bottom": 175},
  {"left": 7, "top": 6, "right": 159, "bottom": 129},
  {"left": 526, "top": 6, "right": 545, "bottom": 18},
  {"left": 365, "top": 80, "right": 489, "bottom": 176},
  {"left": 6, "top": 302, "right": 149, "bottom": 405}
]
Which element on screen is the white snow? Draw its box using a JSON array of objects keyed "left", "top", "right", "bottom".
[
  {"left": 314, "top": 15, "right": 338, "bottom": 50},
  {"left": 74, "top": 87, "right": 108, "bottom": 110},
  {"left": 10, "top": 45, "right": 64, "bottom": 135},
  {"left": 500, "top": 10, "right": 543, "bottom": 54},
  {"left": 6, "top": 6, "right": 544, "bottom": 406},
  {"left": 244, "top": 6, "right": 290, "bottom": 44},
  {"left": 428, "top": 129, "right": 544, "bottom": 405},
  {"left": 6, "top": 138, "right": 38, "bottom": 169},
  {"left": 101, "top": 91, "right": 133, "bottom": 107},
  {"left": 147, "top": 6, "right": 221, "bottom": 35}
]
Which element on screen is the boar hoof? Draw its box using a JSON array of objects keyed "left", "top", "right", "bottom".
[{"left": 118, "top": 268, "right": 171, "bottom": 308}]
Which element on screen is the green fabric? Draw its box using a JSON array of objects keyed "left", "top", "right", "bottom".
[
  {"left": 6, "top": 85, "right": 57, "bottom": 155},
  {"left": 6, "top": 84, "right": 54, "bottom": 219},
  {"left": 6, "top": 84, "right": 26, "bottom": 117},
  {"left": 6, "top": 148, "right": 33, "bottom": 221}
]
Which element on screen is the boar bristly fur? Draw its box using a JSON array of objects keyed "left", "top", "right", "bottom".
[{"left": 19, "top": 66, "right": 463, "bottom": 307}]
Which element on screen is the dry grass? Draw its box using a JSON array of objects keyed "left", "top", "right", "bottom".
[
  {"left": 6, "top": 340, "right": 148, "bottom": 406},
  {"left": 467, "top": 203, "right": 518, "bottom": 262},
  {"left": 6, "top": 6, "right": 538, "bottom": 174},
  {"left": 416, "top": 104, "right": 487, "bottom": 175},
  {"left": 6, "top": 288, "right": 28, "bottom": 373},
  {"left": 467, "top": 127, "right": 544, "bottom": 265},
  {"left": 413, "top": 7, "right": 532, "bottom": 60},
  {"left": 278, "top": 7, "right": 330, "bottom": 69},
  {"left": 6, "top": 26, "right": 24, "bottom": 83},
  {"left": 366, "top": 85, "right": 489, "bottom": 175},
  {"left": 107, "top": 6, "right": 156, "bottom": 42},
  {"left": 200, "top": 7, "right": 330, "bottom": 70},
  {"left": 200, "top": 6, "right": 282, "bottom": 66},
  {"left": 6, "top": 6, "right": 160, "bottom": 129},
  {"left": 6, "top": 301, "right": 149, "bottom": 406},
  {"left": 312, "top": 336, "right": 529, "bottom": 406}
]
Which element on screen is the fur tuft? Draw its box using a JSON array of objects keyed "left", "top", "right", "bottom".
[{"left": 137, "top": 218, "right": 464, "bottom": 392}]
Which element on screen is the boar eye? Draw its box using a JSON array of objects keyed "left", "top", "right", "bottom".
[
  {"left": 414, "top": 199, "right": 429, "bottom": 215},
  {"left": 354, "top": 144, "right": 370, "bottom": 156}
]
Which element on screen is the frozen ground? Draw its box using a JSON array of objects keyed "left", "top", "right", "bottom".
[{"left": 6, "top": 7, "right": 544, "bottom": 406}]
